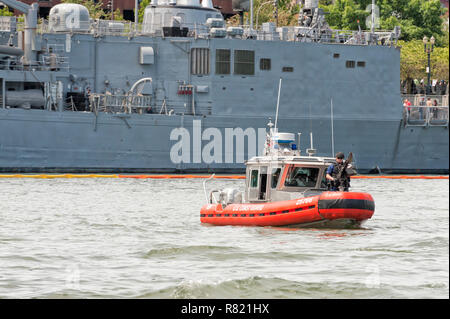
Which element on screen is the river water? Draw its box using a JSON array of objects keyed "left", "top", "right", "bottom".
[{"left": 0, "top": 177, "right": 448, "bottom": 299}]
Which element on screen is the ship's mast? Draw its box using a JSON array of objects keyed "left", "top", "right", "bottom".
[
  {"left": 135, "top": 0, "right": 139, "bottom": 30},
  {"left": 371, "top": 0, "right": 375, "bottom": 34}
]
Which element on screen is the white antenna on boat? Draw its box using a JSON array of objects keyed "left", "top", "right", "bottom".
[
  {"left": 203, "top": 174, "right": 215, "bottom": 203},
  {"left": 274, "top": 78, "right": 282, "bottom": 131},
  {"left": 306, "top": 132, "right": 316, "bottom": 156},
  {"left": 331, "top": 98, "right": 335, "bottom": 156}
]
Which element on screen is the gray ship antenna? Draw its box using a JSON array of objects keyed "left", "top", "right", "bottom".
[
  {"left": 250, "top": 0, "right": 254, "bottom": 31},
  {"left": 371, "top": 0, "right": 376, "bottom": 34},
  {"left": 135, "top": 0, "right": 139, "bottom": 31},
  {"left": 274, "top": 78, "right": 282, "bottom": 131}
]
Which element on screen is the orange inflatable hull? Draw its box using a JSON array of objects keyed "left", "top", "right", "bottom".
[{"left": 200, "top": 192, "right": 375, "bottom": 228}]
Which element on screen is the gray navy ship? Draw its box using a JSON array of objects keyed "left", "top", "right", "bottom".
[{"left": 0, "top": 0, "right": 448, "bottom": 173}]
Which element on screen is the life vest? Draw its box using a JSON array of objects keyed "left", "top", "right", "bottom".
[{"left": 330, "top": 162, "right": 350, "bottom": 188}]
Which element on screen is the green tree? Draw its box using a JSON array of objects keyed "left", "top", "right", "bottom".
[
  {"left": 320, "top": 0, "right": 447, "bottom": 43},
  {"left": 227, "top": 0, "right": 299, "bottom": 27},
  {"left": 399, "top": 36, "right": 449, "bottom": 92},
  {"left": 0, "top": 6, "right": 13, "bottom": 16},
  {"left": 321, "top": 0, "right": 368, "bottom": 30},
  {"left": 61, "top": 0, "right": 124, "bottom": 20},
  {"left": 139, "top": 0, "right": 150, "bottom": 23}
]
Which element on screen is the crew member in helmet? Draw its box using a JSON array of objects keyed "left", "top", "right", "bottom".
[{"left": 326, "top": 152, "right": 351, "bottom": 191}]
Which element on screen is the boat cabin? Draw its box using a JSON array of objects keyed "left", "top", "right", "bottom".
[{"left": 244, "top": 131, "right": 335, "bottom": 203}]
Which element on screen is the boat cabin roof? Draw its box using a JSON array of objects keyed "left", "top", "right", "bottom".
[{"left": 245, "top": 155, "right": 336, "bottom": 168}]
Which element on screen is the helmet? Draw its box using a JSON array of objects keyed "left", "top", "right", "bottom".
[{"left": 335, "top": 152, "right": 345, "bottom": 159}]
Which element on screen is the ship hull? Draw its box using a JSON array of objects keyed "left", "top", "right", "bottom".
[{"left": 0, "top": 108, "right": 448, "bottom": 173}]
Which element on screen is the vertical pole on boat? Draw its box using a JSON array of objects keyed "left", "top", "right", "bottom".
[
  {"left": 274, "top": 78, "right": 282, "bottom": 131},
  {"left": 331, "top": 98, "right": 335, "bottom": 156},
  {"left": 203, "top": 174, "right": 215, "bottom": 203}
]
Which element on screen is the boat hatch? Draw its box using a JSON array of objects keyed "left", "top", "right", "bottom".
[{"left": 247, "top": 166, "right": 270, "bottom": 202}]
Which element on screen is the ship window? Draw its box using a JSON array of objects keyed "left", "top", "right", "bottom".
[
  {"left": 191, "top": 48, "right": 210, "bottom": 75},
  {"left": 271, "top": 168, "right": 281, "bottom": 188},
  {"left": 282, "top": 66, "right": 293, "bottom": 72},
  {"left": 357, "top": 61, "right": 366, "bottom": 67},
  {"left": 284, "top": 167, "right": 320, "bottom": 188},
  {"left": 215, "top": 49, "right": 230, "bottom": 75},
  {"left": 333, "top": 53, "right": 340, "bottom": 58},
  {"left": 250, "top": 169, "right": 258, "bottom": 188},
  {"left": 346, "top": 60, "right": 355, "bottom": 68},
  {"left": 234, "top": 50, "right": 254, "bottom": 75},
  {"left": 260, "top": 58, "right": 271, "bottom": 70}
]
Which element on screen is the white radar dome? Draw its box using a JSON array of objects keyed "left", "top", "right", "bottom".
[{"left": 49, "top": 3, "right": 90, "bottom": 32}]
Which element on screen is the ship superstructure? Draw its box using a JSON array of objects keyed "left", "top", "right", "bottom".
[{"left": 0, "top": 0, "right": 448, "bottom": 173}]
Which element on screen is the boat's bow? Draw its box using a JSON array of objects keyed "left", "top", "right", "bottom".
[{"left": 317, "top": 191, "right": 375, "bottom": 222}]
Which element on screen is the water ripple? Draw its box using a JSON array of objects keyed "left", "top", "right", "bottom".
[{"left": 0, "top": 177, "right": 448, "bottom": 298}]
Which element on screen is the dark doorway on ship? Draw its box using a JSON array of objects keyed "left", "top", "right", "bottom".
[
  {"left": 66, "top": 93, "right": 88, "bottom": 112},
  {"left": 123, "top": 10, "right": 134, "bottom": 22},
  {"left": 38, "top": 7, "right": 51, "bottom": 19}
]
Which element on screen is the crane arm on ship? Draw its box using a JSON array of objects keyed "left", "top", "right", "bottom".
[{"left": 2, "top": 0, "right": 38, "bottom": 65}]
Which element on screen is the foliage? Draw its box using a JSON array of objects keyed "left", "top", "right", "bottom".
[
  {"left": 319, "top": 0, "right": 447, "bottom": 44},
  {"left": 61, "top": 0, "right": 124, "bottom": 20},
  {"left": 139, "top": 0, "right": 151, "bottom": 23},
  {"left": 0, "top": 6, "right": 13, "bottom": 17},
  {"left": 399, "top": 35, "right": 449, "bottom": 82},
  {"left": 227, "top": 0, "right": 299, "bottom": 27},
  {"left": 320, "top": 0, "right": 368, "bottom": 30}
]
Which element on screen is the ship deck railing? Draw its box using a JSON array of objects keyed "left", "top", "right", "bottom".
[
  {"left": 0, "top": 59, "right": 70, "bottom": 72},
  {"left": 403, "top": 106, "right": 449, "bottom": 127},
  {"left": 87, "top": 94, "right": 211, "bottom": 116},
  {"left": 402, "top": 94, "right": 449, "bottom": 107},
  {"left": 89, "top": 94, "right": 153, "bottom": 114},
  {"left": 2, "top": 17, "right": 399, "bottom": 46}
]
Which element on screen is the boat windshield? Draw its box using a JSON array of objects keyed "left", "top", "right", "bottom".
[{"left": 284, "top": 167, "right": 320, "bottom": 188}]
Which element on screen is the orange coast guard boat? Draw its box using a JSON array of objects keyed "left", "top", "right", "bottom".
[{"left": 200, "top": 121, "right": 375, "bottom": 228}]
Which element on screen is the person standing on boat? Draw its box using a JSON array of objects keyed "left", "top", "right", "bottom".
[{"left": 326, "top": 152, "right": 351, "bottom": 191}]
